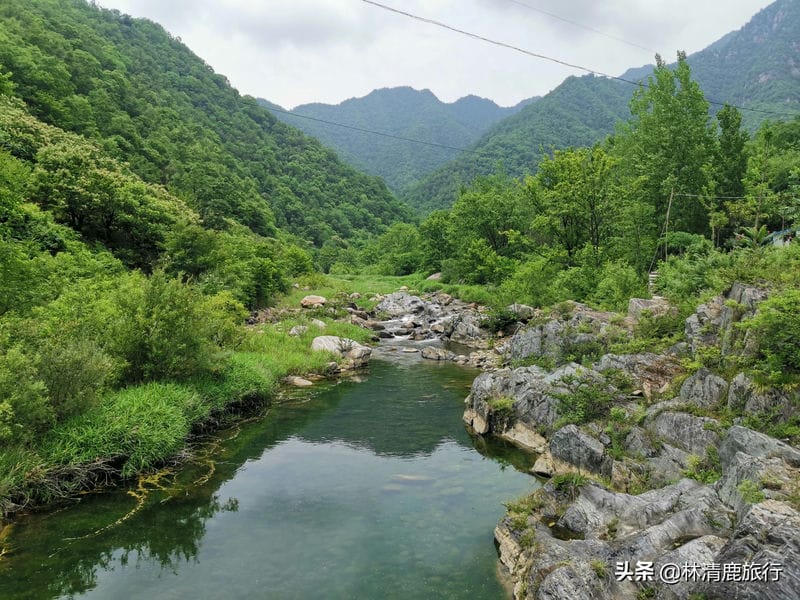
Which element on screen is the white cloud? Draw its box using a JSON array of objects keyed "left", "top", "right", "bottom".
[{"left": 98, "top": 0, "right": 775, "bottom": 108}]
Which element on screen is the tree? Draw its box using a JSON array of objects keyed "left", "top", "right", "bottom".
[
  {"left": 533, "top": 145, "right": 618, "bottom": 264},
  {"left": 617, "top": 52, "right": 715, "bottom": 235}
]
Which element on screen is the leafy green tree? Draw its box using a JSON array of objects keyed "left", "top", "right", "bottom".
[
  {"left": 533, "top": 145, "right": 618, "bottom": 263},
  {"left": 617, "top": 52, "right": 715, "bottom": 235}
]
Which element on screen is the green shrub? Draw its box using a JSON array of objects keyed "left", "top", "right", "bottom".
[
  {"left": 554, "top": 375, "right": 616, "bottom": 426},
  {"left": 683, "top": 446, "right": 722, "bottom": 484},
  {"left": 488, "top": 396, "right": 515, "bottom": 419},
  {"left": 0, "top": 346, "right": 51, "bottom": 444},
  {"left": 36, "top": 339, "right": 117, "bottom": 421},
  {"left": 592, "top": 261, "right": 647, "bottom": 312},
  {"left": 737, "top": 479, "right": 766, "bottom": 504},
  {"left": 745, "top": 288, "right": 800, "bottom": 383}
]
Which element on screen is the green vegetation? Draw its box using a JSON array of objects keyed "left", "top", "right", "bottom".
[
  {"left": 684, "top": 446, "right": 722, "bottom": 484},
  {"left": 0, "top": 0, "right": 413, "bottom": 516},
  {"left": 737, "top": 479, "right": 766, "bottom": 504},
  {"left": 551, "top": 473, "right": 588, "bottom": 499},
  {"left": 404, "top": 0, "right": 800, "bottom": 211},
  {"left": 404, "top": 75, "right": 633, "bottom": 213},
  {"left": 0, "top": 0, "right": 410, "bottom": 245},
  {"left": 553, "top": 375, "right": 617, "bottom": 428},
  {"left": 262, "top": 87, "right": 526, "bottom": 194},
  {"left": 488, "top": 396, "right": 516, "bottom": 420}
]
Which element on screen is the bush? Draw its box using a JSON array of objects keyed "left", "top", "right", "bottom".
[
  {"left": 36, "top": 339, "right": 117, "bottom": 421},
  {"left": 745, "top": 288, "right": 800, "bottom": 382},
  {"left": 592, "top": 261, "right": 647, "bottom": 312},
  {"left": 554, "top": 375, "right": 616, "bottom": 426},
  {"left": 0, "top": 346, "right": 51, "bottom": 444}
]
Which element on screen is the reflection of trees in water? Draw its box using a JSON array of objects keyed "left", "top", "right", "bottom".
[{"left": 0, "top": 360, "right": 525, "bottom": 600}]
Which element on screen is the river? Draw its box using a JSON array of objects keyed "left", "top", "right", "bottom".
[{"left": 0, "top": 357, "right": 539, "bottom": 599}]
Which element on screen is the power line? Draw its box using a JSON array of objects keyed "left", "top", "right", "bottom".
[
  {"left": 503, "top": 0, "right": 658, "bottom": 55},
  {"left": 267, "top": 105, "right": 475, "bottom": 154},
  {"left": 361, "top": 0, "right": 798, "bottom": 120}
]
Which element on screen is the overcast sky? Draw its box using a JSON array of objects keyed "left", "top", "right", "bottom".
[{"left": 97, "top": 0, "right": 774, "bottom": 109}]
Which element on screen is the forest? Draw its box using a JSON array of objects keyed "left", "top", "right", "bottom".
[{"left": 332, "top": 54, "right": 800, "bottom": 317}]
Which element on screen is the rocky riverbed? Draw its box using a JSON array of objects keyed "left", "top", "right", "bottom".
[{"left": 294, "top": 285, "right": 799, "bottom": 599}]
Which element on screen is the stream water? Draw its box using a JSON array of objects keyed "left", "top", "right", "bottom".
[{"left": 0, "top": 357, "right": 538, "bottom": 599}]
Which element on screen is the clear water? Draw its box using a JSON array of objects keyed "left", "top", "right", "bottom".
[{"left": 0, "top": 359, "right": 538, "bottom": 599}]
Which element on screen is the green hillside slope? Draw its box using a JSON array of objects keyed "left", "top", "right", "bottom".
[
  {"left": 261, "top": 87, "right": 535, "bottom": 193},
  {"left": 0, "top": 0, "right": 411, "bottom": 245}
]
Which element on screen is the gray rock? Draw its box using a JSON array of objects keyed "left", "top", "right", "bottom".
[
  {"left": 506, "top": 303, "right": 536, "bottom": 321},
  {"left": 508, "top": 319, "right": 565, "bottom": 362},
  {"left": 288, "top": 325, "right": 308, "bottom": 337},
  {"left": 374, "top": 292, "right": 426, "bottom": 317},
  {"left": 719, "top": 426, "right": 800, "bottom": 469},
  {"left": 310, "top": 336, "right": 371, "bottom": 369},
  {"left": 694, "top": 501, "right": 800, "bottom": 600},
  {"left": 680, "top": 368, "right": 728, "bottom": 409},
  {"left": 646, "top": 411, "right": 722, "bottom": 456},
  {"left": 466, "top": 364, "right": 596, "bottom": 432},
  {"left": 420, "top": 346, "right": 454, "bottom": 361},
  {"left": 645, "top": 443, "right": 693, "bottom": 484},
  {"left": 656, "top": 535, "right": 727, "bottom": 598},
  {"left": 627, "top": 297, "right": 673, "bottom": 321},
  {"left": 727, "top": 373, "right": 795, "bottom": 418},
  {"left": 550, "top": 425, "right": 612, "bottom": 477},
  {"left": 595, "top": 353, "right": 682, "bottom": 398},
  {"left": 624, "top": 427, "right": 660, "bottom": 458},
  {"left": 300, "top": 294, "right": 326, "bottom": 308},
  {"left": 449, "top": 312, "right": 488, "bottom": 347}
]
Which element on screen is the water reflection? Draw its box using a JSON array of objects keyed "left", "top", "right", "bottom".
[{"left": 0, "top": 360, "right": 537, "bottom": 600}]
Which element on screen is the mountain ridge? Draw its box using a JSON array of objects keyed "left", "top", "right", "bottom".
[
  {"left": 403, "top": 0, "right": 799, "bottom": 212},
  {"left": 260, "top": 86, "right": 539, "bottom": 193}
]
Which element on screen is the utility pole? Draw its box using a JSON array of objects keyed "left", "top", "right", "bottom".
[{"left": 664, "top": 186, "right": 674, "bottom": 262}]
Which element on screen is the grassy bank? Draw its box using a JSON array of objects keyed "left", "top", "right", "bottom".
[{"left": 0, "top": 315, "right": 373, "bottom": 517}]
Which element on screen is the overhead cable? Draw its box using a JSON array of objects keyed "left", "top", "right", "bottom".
[{"left": 361, "top": 0, "right": 798, "bottom": 120}]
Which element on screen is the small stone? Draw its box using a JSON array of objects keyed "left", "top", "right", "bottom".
[
  {"left": 288, "top": 325, "right": 308, "bottom": 337},
  {"left": 285, "top": 376, "right": 313, "bottom": 387},
  {"left": 310, "top": 318, "right": 327, "bottom": 329}
]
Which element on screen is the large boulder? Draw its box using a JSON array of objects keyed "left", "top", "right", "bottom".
[
  {"left": 645, "top": 411, "right": 722, "bottom": 456},
  {"left": 719, "top": 426, "right": 800, "bottom": 469},
  {"left": 685, "top": 283, "right": 768, "bottom": 356},
  {"left": 727, "top": 373, "right": 795, "bottom": 418},
  {"left": 310, "top": 336, "right": 371, "bottom": 369},
  {"left": 300, "top": 295, "right": 326, "bottom": 308},
  {"left": 374, "top": 292, "right": 426, "bottom": 317},
  {"left": 693, "top": 501, "right": 800, "bottom": 600},
  {"left": 549, "top": 425, "right": 612, "bottom": 477},
  {"left": 466, "top": 363, "right": 594, "bottom": 433},
  {"left": 627, "top": 296, "right": 673, "bottom": 321},
  {"left": 449, "top": 312, "right": 489, "bottom": 347},
  {"left": 679, "top": 367, "right": 728, "bottom": 409}
]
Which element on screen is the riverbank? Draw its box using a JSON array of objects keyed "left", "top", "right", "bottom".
[
  {"left": 459, "top": 283, "right": 800, "bottom": 599},
  {"left": 0, "top": 311, "right": 374, "bottom": 520},
  {"left": 0, "top": 274, "right": 504, "bottom": 522}
]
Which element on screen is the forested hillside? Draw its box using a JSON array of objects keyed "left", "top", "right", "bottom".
[
  {"left": 0, "top": 0, "right": 411, "bottom": 245},
  {"left": 405, "top": 0, "right": 800, "bottom": 212},
  {"left": 403, "top": 76, "right": 632, "bottom": 212},
  {"left": 0, "top": 0, "right": 404, "bottom": 512},
  {"left": 261, "top": 87, "right": 535, "bottom": 193}
]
